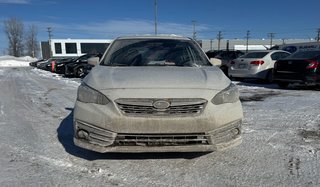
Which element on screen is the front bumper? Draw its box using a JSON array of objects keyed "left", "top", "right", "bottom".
[
  {"left": 73, "top": 97, "right": 243, "bottom": 153},
  {"left": 74, "top": 119, "right": 242, "bottom": 153}
]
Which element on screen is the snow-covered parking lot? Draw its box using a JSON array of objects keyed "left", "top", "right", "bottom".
[{"left": 0, "top": 57, "right": 319, "bottom": 186}]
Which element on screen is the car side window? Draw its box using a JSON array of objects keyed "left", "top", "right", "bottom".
[
  {"left": 280, "top": 52, "right": 290, "bottom": 59},
  {"left": 271, "top": 53, "right": 281, "bottom": 60}
]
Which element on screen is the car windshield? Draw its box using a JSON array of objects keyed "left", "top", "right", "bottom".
[
  {"left": 240, "top": 52, "right": 269, "bottom": 58},
  {"left": 286, "top": 50, "right": 320, "bottom": 59},
  {"left": 101, "top": 39, "right": 211, "bottom": 67}
]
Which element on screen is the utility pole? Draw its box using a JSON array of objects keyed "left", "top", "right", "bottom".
[
  {"left": 192, "top": 20, "right": 197, "bottom": 40},
  {"left": 210, "top": 39, "right": 213, "bottom": 50},
  {"left": 316, "top": 28, "right": 320, "bottom": 42},
  {"left": 268, "top": 33, "right": 275, "bottom": 49},
  {"left": 154, "top": 0, "right": 158, "bottom": 35},
  {"left": 47, "top": 27, "right": 53, "bottom": 57},
  {"left": 47, "top": 27, "right": 52, "bottom": 41},
  {"left": 217, "top": 31, "right": 223, "bottom": 50},
  {"left": 245, "top": 30, "right": 250, "bottom": 53}
]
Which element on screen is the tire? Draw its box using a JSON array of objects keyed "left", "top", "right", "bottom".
[
  {"left": 265, "top": 70, "right": 273, "bottom": 83},
  {"left": 76, "top": 67, "right": 84, "bottom": 77},
  {"left": 277, "top": 82, "right": 289, "bottom": 88}
]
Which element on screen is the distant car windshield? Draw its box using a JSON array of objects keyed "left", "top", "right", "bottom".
[
  {"left": 286, "top": 50, "right": 320, "bottom": 59},
  {"left": 101, "top": 39, "right": 211, "bottom": 67},
  {"left": 241, "top": 52, "right": 269, "bottom": 59}
]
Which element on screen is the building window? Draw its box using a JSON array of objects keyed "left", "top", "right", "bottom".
[
  {"left": 65, "top": 43, "right": 77, "bottom": 54},
  {"left": 80, "top": 43, "right": 109, "bottom": 54},
  {"left": 54, "top": 43, "right": 62, "bottom": 54}
]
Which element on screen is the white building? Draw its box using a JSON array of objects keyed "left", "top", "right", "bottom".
[{"left": 41, "top": 39, "right": 113, "bottom": 59}]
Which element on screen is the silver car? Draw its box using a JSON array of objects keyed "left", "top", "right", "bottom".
[
  {"left": 73, "top": 36, "right": 243, "bottom": 153},
  {"left": 229, "top": 50, "right": 290, "bottom": 81}
]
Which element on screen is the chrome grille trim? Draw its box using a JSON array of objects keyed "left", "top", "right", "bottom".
[
  {"left": 115, "top": 98, "right": 207, "bottom": 116},
  {"left": 115, "top": 133, "right": 210, "bottom": 146}
]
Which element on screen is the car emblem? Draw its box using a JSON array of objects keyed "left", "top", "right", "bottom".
[
  {"left": 288, "top": 61, "right": 292, "bottom": 65},
  {"left": 153, "top": 100, "right": 170, "bottom": 109}
]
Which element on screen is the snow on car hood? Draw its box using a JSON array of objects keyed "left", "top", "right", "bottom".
[{"left": 84, "top": 65, "right": 230, "bottom": 90}]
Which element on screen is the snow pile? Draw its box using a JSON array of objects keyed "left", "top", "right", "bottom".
[
  {"left": 0, "top": 55, "right": 37, "bottom": 67},
  {"left": 31, "top": 68, "right": 81, "bottom": 87}
]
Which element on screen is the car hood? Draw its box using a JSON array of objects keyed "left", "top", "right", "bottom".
[{"left": 84, "top": 66, "right": 230, "bottom": 91}]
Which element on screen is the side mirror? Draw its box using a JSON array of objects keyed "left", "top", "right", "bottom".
[
  {"left": 209, "top": 58, "right": 222, "bottom": 66},
  {"left": 88, "top": 57, "right": 100, "bottom": 66}
]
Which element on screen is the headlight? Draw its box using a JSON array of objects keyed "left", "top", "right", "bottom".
[
  {"left": 212, "top": 83, "right": 239, "bottom": 105},
  {"left": 77, "top": 83, "right": 110, "bottom": 105},
  {"left": 57, "top": 63, "right": 64, "bottom": 67}
]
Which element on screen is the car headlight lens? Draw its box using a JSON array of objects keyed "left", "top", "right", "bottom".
[
  {"left": 77, "top": 83, "right": 109, "bottom": 105},
  {"left": 57, "top": 64, "right": 64, "bottom": 67},
  {"left": 212, "top": 83, "right": 239, "bottom": 105}
]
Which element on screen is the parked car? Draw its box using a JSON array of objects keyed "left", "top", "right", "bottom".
[
  {"left": 64, "top": 53, "right": 102, "bottom": 77},
  {"left": 51, "top": 57, "right": 76, "bottom": 74},
  {"left": 29, "top": 59, "right": 46, "bottom": 67},
  {"left": 206, "top": 50, "right": 244, "bottom": 76},
  {"left": 73, "top": 36, "right": 243, "bottom": 153},
  {"left": 37, "top": 58, "right": 71, "bottom": 72},
  {"left": 273, "top": 50, "right": 320, "bottom": 88},
  {"left": 37, "top": 58, "right": 56, "bottom": 71},
  {"left": 229, "top": 50, "right": 290, "bottom": 82}
]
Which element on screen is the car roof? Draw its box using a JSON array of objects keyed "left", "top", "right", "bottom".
[
  {"left": 116, "top": 35, "right": 192, "bottom": 41},
  {"left": 247, "top": 50, "right": 290, "bottom": 53}
]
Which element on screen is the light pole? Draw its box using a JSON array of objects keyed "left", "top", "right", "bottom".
[
  {"left": 154, "top": 0, "right": 158, "bottom": 35},
  {"left": 245, "top": 30, "right": 250, "bottom": 53},
  {"left": 192, "top": 20, "right": 197, "bottom": 40}
]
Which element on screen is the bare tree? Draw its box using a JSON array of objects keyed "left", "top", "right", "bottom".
[
  {"left": 3, "top": 17, "right": 24, "bottom": 57},
  {"left": 25, "top": 24, "right": 39, "bottom": 58}
]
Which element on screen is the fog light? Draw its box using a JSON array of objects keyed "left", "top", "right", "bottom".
[
  {"left": 77, "top": 129, "right": 89, "bottom": 140},
  {"left": 231, "top": 128, "right": 241, "bottom": 135}
]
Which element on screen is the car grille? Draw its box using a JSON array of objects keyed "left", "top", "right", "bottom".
[
  {"left": 115, "top": 98, "right": 207, "bottom": 116},
  {"left": 115, "top": 133, "right": 210, "bottom": 146}
]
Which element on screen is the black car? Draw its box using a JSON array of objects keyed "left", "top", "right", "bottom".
[
  {"left": 37, "top": 58, "right": 56, "bottom": 71},
  {"left": 51, "top": 57, "right": 76, "bottom": 74},
  {"left": 29, "top": 59, "right": 46, "bottom": 67},
  {"left": 273, "top": 50, "right": 320, "bottom": 88},
  {"left": 206, "top": 50, "right": 244, "bottom": 76},
  {"left": 64, "top": 54, "right": 101, "bottom": 77}
]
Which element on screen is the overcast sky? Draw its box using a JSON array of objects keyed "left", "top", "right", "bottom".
[{"left": 0, "top": 0, "right": 319, "bottom": 53}]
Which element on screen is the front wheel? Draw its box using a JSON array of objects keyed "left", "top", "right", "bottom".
[{"left": 76, "top": 67, "right": 84, "bottom": 77}]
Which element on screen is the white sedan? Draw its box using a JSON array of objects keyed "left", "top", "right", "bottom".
[{"left": 229, "top": 50, "right": 290, "bottom": 82}]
